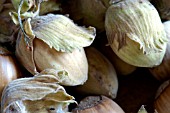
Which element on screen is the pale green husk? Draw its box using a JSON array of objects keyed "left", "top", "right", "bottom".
[
  {"left": 9, "top": 11, "right": 34, "bottom": 25},
  {"left": 1, "top": 72, "right": 76, "bottom": 113},
  {"left": 105, "top": 0, "right": 168, "bottom": 67},
  {"left": 11, "top": 0, "right": 34, "bottom": 13},
  {"left": 138, "top": 105, "right": 148, "bottom": 113},
  {"left": 24, "top": 14, "right": 96, "bottom": 52}
]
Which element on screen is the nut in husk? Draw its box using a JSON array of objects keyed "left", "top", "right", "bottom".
[
  {"left": 105, "top": 0, "right": 167, "bottom": 67},
  {"left": 74, "top": 47, "right": 118, "bottom": 99},
  {"left": 16, "top": 14, "right": 96, "bottom": 86},
  {"left": 1, "top": 71, "right": 76, "bottom": 113}
]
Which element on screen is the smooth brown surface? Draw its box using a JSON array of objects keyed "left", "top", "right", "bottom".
[
  {"left": 75, "top": 47, "right": 118, "bottom": 99},
  {"left": 0, "top": 47, "right": 21, "bottom": 98}
]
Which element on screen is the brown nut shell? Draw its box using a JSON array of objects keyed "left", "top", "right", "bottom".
[
  {"left": 74, "top": 47, "right": 118, "bottom": 99},
  {"left": 72, "top": 95, "right": 125, "bottom": 113},
  {"left": 0, "top": 47, "right": 21, "bottom": 98},
  {"left": 154, "top": 80, "right": 170, "bottom": 113},
  {"left": 16, "top": 35, "right": 88, "bottom": 86}
]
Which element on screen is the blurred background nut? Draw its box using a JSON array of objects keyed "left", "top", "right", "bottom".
[
  {"left": 0, "top": 3, "right": 18, "bottom": 43},
  {"left": 61, "top": 0, "right": 111, "bottom": 32},
  {"left": 0, "top": 0, "right": 6, "bottom": 12}
]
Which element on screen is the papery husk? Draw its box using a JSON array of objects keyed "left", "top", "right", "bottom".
[
  {"left": 74, "top": 47, "right": 118, "bottom": 99},
  {"left": 27, "top": 14, "right": 95, "bottom": 52},
  {"left": 40, "top": 0, "right": 61, "bottom": 15},
  {"left": 1, "top": 72, "right": 76, "bottom": 113},
  {"left": 72, "top": 95, "right": 125, "bottom": 113},
  {"left": 151, "top": 0, "right": 170, "bottom": 20},
  {"left": 154, "top": 80, "right": 170, "bottom": 113},
  {"left": 61, "top": 0, "right": 110, "bottom": 32},
  {"left": 105, "top": 0, "right": 167, "bottom": 67},
  {"left": 0, "top": 3, "right": 18, "bottom": 43},
  {"left": 149, "top": 21, "right": 170, "bottom": 81}
]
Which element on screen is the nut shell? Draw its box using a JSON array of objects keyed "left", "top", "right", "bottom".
[
  {"left": 0, "top": 47, "right": 21, "bottom": 98},
  {"left": 75, "top": 47, "right": 118, "bottom": 99},
  {"left": 154, "top": 80, "right": 170, "bottom": 113},
  {"left": 72, "top": 96, "right": 125, "bottom": 113},
  {"left": 16, "top": 36, "right": 88, "bottom": 86}
]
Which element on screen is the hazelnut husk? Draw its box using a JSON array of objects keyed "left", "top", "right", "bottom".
[{"left": 105, "top": 0, "right": 167, "bottom": 67}]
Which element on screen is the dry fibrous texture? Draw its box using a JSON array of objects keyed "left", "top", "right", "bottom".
[
  {"left": 27, "top": 14, "right": 95, "bottom": 52},
  {"left": 72, "top": 95, "right": 125, "bottom": 113},
  {"left": 75, "top": 47, "right": 118, "bottom": 99},
  {"left": 1, "top": 72, "right": 76, "bottom": 113},
  {"left": 16, "top": 14, "right": 96, "bottom": 86},
  {"left": 149, "top": 21, "right": 170, "bottom": 81},
  {"left": 151, "top": 0, "right": 170, "bottom": 20},
  {"left": 61, "top": 0, "right": 111, "bottom": 32},
  {"left": 154, "top": 80, "right": 170, "bottom": 113},
  {"left": 105, "top": 0, "right": 167, "bottom": 67}
]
